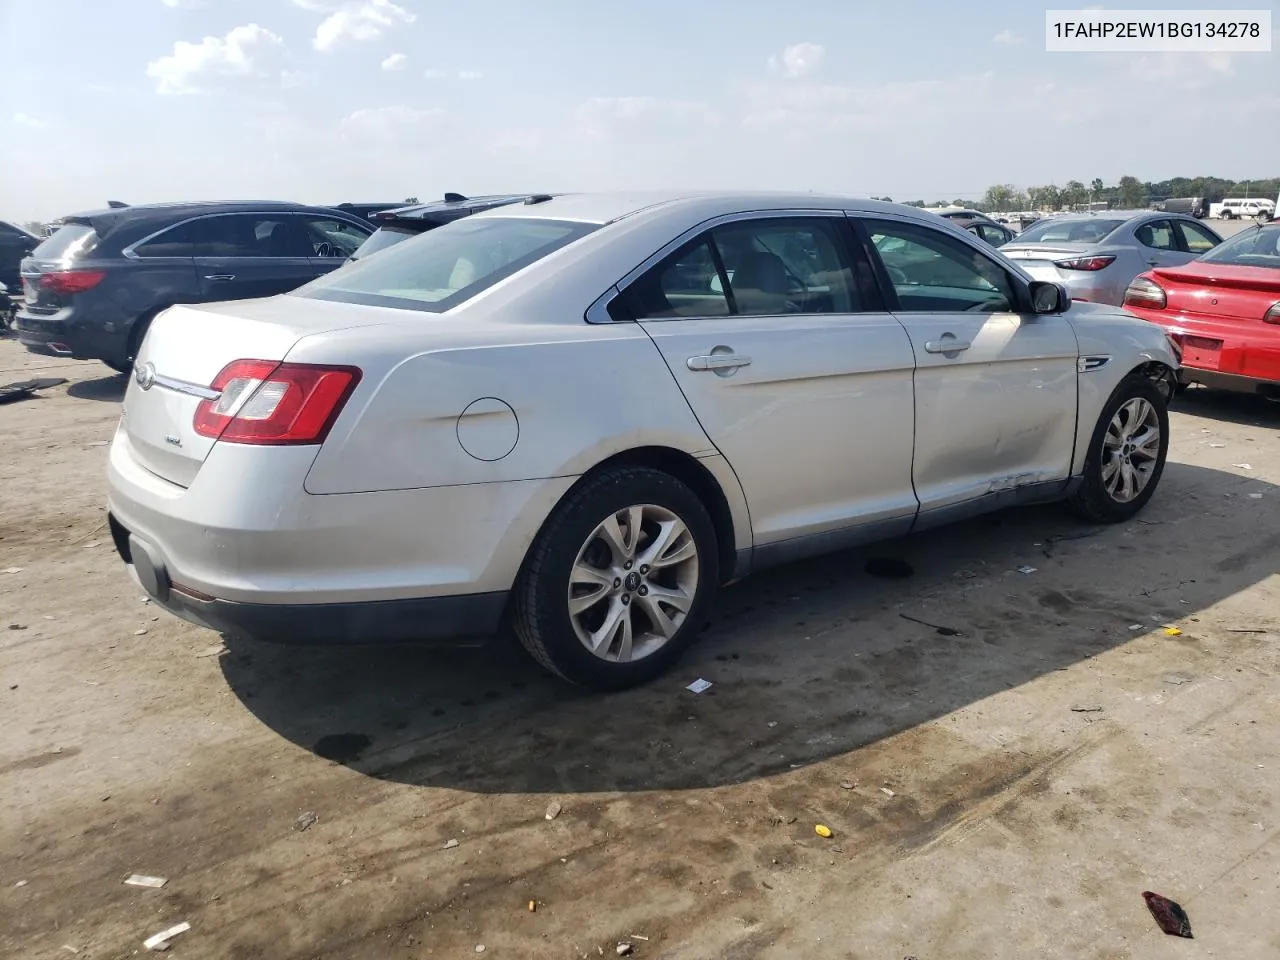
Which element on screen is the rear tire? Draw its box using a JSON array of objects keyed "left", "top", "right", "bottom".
[
  {"left": 1068, "top": 374, "right": 1169, "bottom": 523},
  {"left": 511, "top": 466, "right": 719, "bottom": 690}
]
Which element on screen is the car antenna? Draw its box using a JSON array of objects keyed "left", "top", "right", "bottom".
[{"left": 443, "top": 192, "right": 468, "bottom": 202}]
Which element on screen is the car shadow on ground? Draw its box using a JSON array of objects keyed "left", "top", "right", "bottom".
[
  {"left": 221, "top": 461, "right": 1277, "bottom": 795},
  {"left": 1173, "top": 386, "right": 1279, "bottom": 428},
  {"left": 66, "top": 372, "right": 126, "bottom": 402}
]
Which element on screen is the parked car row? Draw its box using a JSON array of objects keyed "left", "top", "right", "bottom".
[{"left": 102, "top": 191, "right": 1182, "bottom": 689}]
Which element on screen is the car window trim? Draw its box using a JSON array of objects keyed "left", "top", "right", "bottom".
[
  {"left": 123, "top": 211, "right": 371, "bottom": 261},
  {"left": 590, "top": 208, "right": 883, "bottom": 324},
  {"left": 851, "top": 212, "right": 1036, "bottom": 314}
]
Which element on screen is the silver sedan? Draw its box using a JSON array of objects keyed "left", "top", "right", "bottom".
[
  {"left": 1000, "top": 210, "right": 1223, "bottom": 306},
  {"left": 107, "top": 193, "right": 1179, "bottom": 690}
]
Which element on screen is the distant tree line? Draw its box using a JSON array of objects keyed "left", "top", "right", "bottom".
[{"left": 877, "top": 175, "right": 1280, "bottom": 213}]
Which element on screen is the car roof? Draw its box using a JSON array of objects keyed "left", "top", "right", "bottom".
[
  {"left": 1036, "top": 209, "right": 1172, "bottom": 224},
  {"left": 468, "top": 191, "right": 938, "bottom": 226},
  {"left": 376, "top": 193, "right": 536, "bottom": 221},
  {"left": 58, "top": 201, "right": 367, "bottom": 239}
]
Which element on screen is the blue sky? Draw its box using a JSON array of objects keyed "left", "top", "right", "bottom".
[{"left": 2, "top": 0, "right": 1277, "bottom": 222}]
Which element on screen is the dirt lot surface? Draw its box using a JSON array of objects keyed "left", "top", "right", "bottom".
[{"left": 2, "top": 336, "right": 1278, "bottom": 960}]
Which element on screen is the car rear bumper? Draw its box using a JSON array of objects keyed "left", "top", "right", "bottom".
[
  {"left": 1130, "top": 308, "right": 1280, "bottom": 391},
  {"left": 14, "top": 308, "right": 128, "bottom": 363},
  {"left": 106, "top": 426, "right": 576, "bottom": 643},
  {"left": 109, "top": 512, "right": 507, "bottom": 645}
]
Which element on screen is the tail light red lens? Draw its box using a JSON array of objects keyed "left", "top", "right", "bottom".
[
  {"left": 1054, "top": 256, "right": 1116, "bottom": 272},
  {"left": 40, "top": 270, "right": 107, "bottom": 295},
  {"left": 193, "top": 359, "right": 361, "bottom": 445},
  {"left": 1124, "top": 276, "right": 1167, "bottom": 310},
  {"left": 1264, "top": 302, "right": 1280, "bottom": 325}
]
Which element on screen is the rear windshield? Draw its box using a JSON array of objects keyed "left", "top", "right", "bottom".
[
  {"left": 33, "top": 223, "right": 100, "bottom": 261},
  {"left": 1198, "top": 225, "right": 1280, "bottom": 269},
  {"left": 1013, "top": 219, "right": 1124, "bottom": 244},
  {"left": 297, "top": 217, "right": 598, "bottom": 312},
  {"left": 348, "top": 225, "right": 420, "bottom": 262}
]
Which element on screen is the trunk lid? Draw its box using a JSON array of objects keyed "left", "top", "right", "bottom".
[
  {"left": 121, "top": 296, "right": 392, "bottom": 487},
  {"left": 1152, "top": 263, "right": 1280, "bottom": 321},
  {"left": 1001, "top": 242, "right": 1101, "bottom": 282}
]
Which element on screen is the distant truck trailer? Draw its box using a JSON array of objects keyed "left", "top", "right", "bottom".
[{"left": 1153, "top": 197, "right": 1207, "bottom": 218}]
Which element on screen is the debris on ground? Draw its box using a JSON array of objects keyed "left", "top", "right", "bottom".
[
  {"left": 880, "top": 787, "right": 896, "bottom": 798},
  {"left": 839, "top": 780, "right": 855, "bottom": 790},
  {"left": 814, "top": 824, "right": 833, "bottom": 838},
  {"left": 1227, "top": 628, "right": 1267, "bottom": 634},
  {"left": 133, "top": 628, "right": 148, "bottom": 636},
  {"left": 194, "top": 644, "right": 226, "bottom": 658},
  {"left": 898, "top": 613, "right": 963, "bottom": 636},
  {"left": 143, "top": 921, "right": 190, "bottom": 951},
  {"left": 1164, "top": 626, "right": 1183, "bottom": 637},
  {"left": 1017, "top": 566, "right": 1037, "bottom": 575},
  {"left": 686, "top": 678, "right": 712, "bottom": 694},
  {"left": 1232, "top": 463, "right": 1254, "bottom": 470},
  {"left": 616, "top": 942, "right": 633, "bottom": 956},
  {"left": 8, "top": 623, "right": 26, "bottom": 631},
  {"left": 528, "top": 900, "right": 536, "bottom": 912},
  {"left": 1164, "top": 674, "right": 1194, "bottom": 686},
  {"left": 1070, "top": 705, "right": 1104, "bottom": 713},
  {"left": 14, "top": 880, "right": 28, "bottom": 887},
  {"left": 125, "top": 874, "right": 168, "bottom": 888},
  {"left": 1249, "top": 493, "right": 1264, "bottom": 499},
  {"left": 292, "top": 811, "right": 318, "bottom": 832},
  {"left": 545, "top": 800, "right": 562, "bottom": 821},
  {"left": 1128, "top": 624, "right": 1143, "bottom": 631},
  {"left": 474, "top": 944, "right": 486, "bottom": 953},
  {"left": 444, "top": 838, "right": 460, "bottom": 849},
  {"left": 1143, "top": 891, "right": 1193, "bottom": 938},
  {"left": 3, "top": 567, "right": 21, "bottom": 574},
  {"left": 0, "top": 376, "right": 68, "bottom": 405}
]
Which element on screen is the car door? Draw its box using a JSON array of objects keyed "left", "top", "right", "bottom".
[
  {"left": 857, "top": 215, "right": 1079, "bottom": 523},
  {"left": 619, "top": 212, "right": 919, "bottom": 554},
  {"left": 296, "top": 215, "right": 372, "bottom": 277},
  {"left": 1174, "top": 218, "right": 1221, "bottom": 257},
  {"left": 193, "top": 213, "right": 318, "bottom": 302},
  {"left": 1134, "top": 218, "right": 1193, "bottom": 269}
]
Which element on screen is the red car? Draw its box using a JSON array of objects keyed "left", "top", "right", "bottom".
[{"left": 1123, "top": 222, "right": 1280, "bottom": 399}]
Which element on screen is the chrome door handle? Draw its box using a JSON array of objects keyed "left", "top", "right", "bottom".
[
  {"left": 924, "top": 338, "right": 972, "bottom": 354},
  {"left": 204, "top": 274, "right": 236, "bottom": 281},
  {"left": 687, "top": 354, "right": 752, "bottom": 371}
]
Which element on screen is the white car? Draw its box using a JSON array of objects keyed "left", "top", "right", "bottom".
[{"left": 107, "top": 192, "right": 1179, "bottom": 689}]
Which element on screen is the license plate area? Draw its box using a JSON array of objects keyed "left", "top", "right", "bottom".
[{"left": 1181, "top": 335, "right": 1222, "bottom": 370}]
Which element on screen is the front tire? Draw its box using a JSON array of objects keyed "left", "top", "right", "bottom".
[
  {"left": 512, "top": 466, "right": 719, "bottom": 690},
  {"left": 1068, "top": 375, "right": 1170, "bottom": 523}
]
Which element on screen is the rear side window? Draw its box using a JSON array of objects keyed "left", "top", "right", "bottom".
[
  {"left": 297, "top": 217, "right": 597, "bottom": 312},
  {"left": 33, "top": 223, "right": 99, "bottom": 261},
  {"left": 132, "top": 220, "right": 200, "bottom": 258},
  {"left": 195, "top": 215, "right": 312, "bottom": 258}
]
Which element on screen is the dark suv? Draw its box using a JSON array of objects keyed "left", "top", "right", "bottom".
[
  {"left": 348, "top": 193, "right": 539, "bottom": 262},
  {"left": 15, "top": 201, "right": 372, "bottom": 372}
]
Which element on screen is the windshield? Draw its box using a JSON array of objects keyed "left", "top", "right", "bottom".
[
  {"left": 1013, "top": 218, "right": 1124, "bottom": 244},
  {"left": 1198, "top": 225, "right": 1280, "bottom": 269},
  {"left": 32, "top": 223, "right": 100, "bottom": 261},
  {"left": 348, "top": 225, "right": 420, "bottom": 262},
  {"left": 296, "top": 217, "right": 598, "bottom": 312}
]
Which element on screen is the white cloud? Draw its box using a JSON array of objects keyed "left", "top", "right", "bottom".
[
  {"left": 575, "top": 96, "right": 718, "bottom": 142},
  {"left": 290, "top": 0, "right": 332, "bottom": 8},
  {"left": 146, "top": 24, "right": 286, "bottom": 95},
  {"left": 313, "top": 0, "right": 415, "bottom": 53},
  {"left": 458, "top": 69, "right": 483, "bottom": 80},
  {"left": 423, "top": 68, "right": 445, "bottom": 79},
  {"left": 767, "top": 42, "right": 825, "bottom": 80},
  {"left": 160, "top": 0, "right": 206, "bottom": 7},
  {"left": 13, "top": 113, "right": 47, "bottom": 128},
  {"left": 992, "top": 29, "right": 1024, "bottom": 44},
  {"left": 381, "top": 52, "right": 407, "bottom": 71}
]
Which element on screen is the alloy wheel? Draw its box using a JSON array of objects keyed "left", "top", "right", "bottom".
[{"left": 1101, "top": 397, "right": 1161, "bottom": 503}]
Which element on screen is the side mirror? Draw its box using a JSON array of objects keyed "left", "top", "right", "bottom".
[{"left": 1030, "top": 280, "right": 1066, "bottom": 314}]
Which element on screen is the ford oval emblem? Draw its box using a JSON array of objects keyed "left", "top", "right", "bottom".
[{"left": 135, "top": 362, "right": 156, "bottom": 391}]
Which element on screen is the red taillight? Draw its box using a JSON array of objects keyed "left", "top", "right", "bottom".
[
  {"left": 193, "top": 359, "right": 361, "bottom": 445},
  {"left": 1124, "top": 276, "right": 1167, "bottom": 310},
  {"left": 40, "top": 270, "right": 106, "bottom": 295},
  {"left": 1054, "top": 256, "right": 1115, "bottom": 271},
  {"left": 1265, "top": 302, "right": 1280, "bottom": 325}
]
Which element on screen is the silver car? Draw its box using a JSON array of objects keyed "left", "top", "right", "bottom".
[
  {"left": 1000, "top": 210, "right": 1223, "bottom": 306},
  {"left": 106, "top": 192, "right": 1179, "bottom": 690}
]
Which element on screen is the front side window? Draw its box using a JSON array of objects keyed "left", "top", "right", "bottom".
[
  {"left": 863, "top": 218, "right": 1016, "bottom": 313},
  {"left": 296, "top": 217, "right": 597, "bottom": 313},
  {"left": 301, "top": 217, "right": 370, "bottom": 258},
  {"left": 620, "top": 216, "right": 867, "bottom": 320},
  {"left": 1176, "top": 220, "right": 1220, "bottom": 254},
  {"left": 1135, "top": 220, "right": 1177, "bottom": 251}
]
